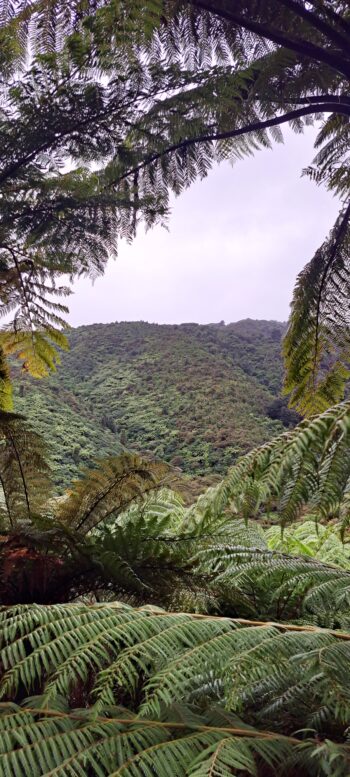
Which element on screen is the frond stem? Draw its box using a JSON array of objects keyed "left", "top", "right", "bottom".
[
  {"left": 113, "top": 103, "right": 350, "bottom": 187},
  {"left": 194, "top": 1, "right": 350, "bottom": 79}
]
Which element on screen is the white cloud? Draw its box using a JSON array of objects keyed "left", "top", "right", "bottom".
[{"left": 68, "top": 126, "right": 340, "bottom": 326}]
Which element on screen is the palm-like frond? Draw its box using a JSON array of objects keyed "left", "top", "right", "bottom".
[
  {"left": 0, "top": 702, "right": 332, "bottom": 777},
  {"left": 195, "top": 536, "right": 350, "bottom": 626},
  {"left": 2, "top": 405, "right": 350, "bottom": 618},
  {"left": 74, "top": 490, "right": 350, "bottom": 624},
  {"left": 0, "top": 602, "right": 350, "bottom": 775},
  {"left": 57, "top": 453, "right": 171, "bottom": 534},
  {"left": 266, "top": 519, "right": 350, "bottom": 567},
  {"left": 0, "top": 347, "right": 12, "bottom": 411},
  {"left": 189, "top": 401, "right": 350, "bottom": 532},
  {"left": 0, "top": 0, "right": 349, "bottom": 379},
  {"left": 304, "top": 113, "right": 350, "bottom": 200},
  {"left": 0, "top": 411, "right": 51, "bottom": 526},
  {"left": 283, "top": 203, "right": 350, "bottom": 415}
]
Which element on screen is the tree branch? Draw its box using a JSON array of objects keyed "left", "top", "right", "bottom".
[
  {"left": 278, "top": 0, "right": 350, "bottom": 55},
  {"left": 193, "top": 1, "right": 350, "bottom": 79},
  {"left": 113, "top": 103, "right": 350, "bottom": 187}
]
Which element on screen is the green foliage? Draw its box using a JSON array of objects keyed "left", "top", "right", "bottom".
[
  {"left": 283, "top": 203, "right": 350, "bottom": 415},
  {"left": 1, "top": 5, "right": 350, "bottom": 773},
  {"left": 0, "top": 435, "right": 177, "bottom": 603},
  {"left": 267, "top": 519, "right": 350, "bottom": 567},
  {"left": 0, "top": 411, "right": 51, "bottom": 526},
  {"left": 197, "top": 400, "right": 350, "bottom": 534},
  {"left": 14, "top": 320, "right": 286, "bottom": 488},
  {"left": 0, "top": 602, "right": 349, "bottom": 776},
  {"left": 2, "top": 402, "right": 350, "bottom": 623},
  {"left": 58, "top": 453, "right": 171, "bottom": 533},
  {"left": 0, "top": 0, "right": 349, "bottom": 400},
  {"left": 2, "top": 329, "right": 69, "bottom": 380},
  {"left": 1, "top": 403, "right": 350, "bottom": 772},
  {"left": 0, "top": 348, "right": 12, "bottom": 411}
]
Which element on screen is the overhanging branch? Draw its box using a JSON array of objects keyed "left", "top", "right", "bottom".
[
  {"left": 114, "top": 102, "right": 350, "bottom": 186},
  {"left": 193, "top": 1, "right": 350, "bottom": 79}
]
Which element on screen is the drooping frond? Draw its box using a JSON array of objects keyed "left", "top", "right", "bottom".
[
  {"left": 0, "top": 0, "right": 166, "bottom": 69},
  {"left": 0, "top": 702, "right": 338, "bottom": 777},
  {"left": 0, "top": 347, "right": 12, "bottom": 411},
  {"left": 107, "top": 494, "right": 350, "bottom": 623},
  {"left": 194, "top": 530, "right": 350, "bottom": 626},
  {"left": 283, "top": 203, "right": 350, "bottom": 415},
  {"left": 1, "top": 328, "right": 69, "bottom": 379},
  {"left": 57, "top": 453, "right": 171, "bottom": 533},
  {"left": 304, "top": 113, "right": 350, "bottom": 199},
  {"left": 80, "top": 488, "right": 195, "bottom": 605},
  {"left": 0, "top": 411, "right": 51, "bottom": 526},
  {"left": 5, "top": 0, "right": 350, "bottom": 79},
  {"left": 0, "top": 0, "right": 348, "bottom": 375},
  {"left": 0, "top": 601, "right": 350, "bottom": 775}
]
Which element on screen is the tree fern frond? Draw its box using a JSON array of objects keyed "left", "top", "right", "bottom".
[
  {"left": 1, "top": 327, "right": 69, "bottom": 378},
  {"left": 0, "top": 347, "right": 12, "bottom": 411},
  {"left": 266, "top": 520, "right": 350, "bottom": 567},
  {"left": 0, "top": 0, "right": 348, "bottom": 374},
  {"left": 0, "top": 702, "right": 318, "bottom": 777},
  {"left": 57, "top": 453, "right": 171, "bottom": 533},
  {"left": 190, "top": 401, "right": 350, "bottom": 532},
  {"left": 283, "top": 202, "right": 350, "bottom": 415},
  {"left": 1, "top": 602, "right": 350, "bottom": 775},
  {"left": 304, "top": 113, "right": 350, "bottom": 199},
  {"left": 0, "top": 412, "right": 51, "bottom": 526}
]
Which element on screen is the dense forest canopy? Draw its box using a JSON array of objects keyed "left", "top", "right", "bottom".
[
  {"left": 1, "top": 2, "right": 350, "bottom": 775},
  {"left": 14, "top": 319, "right": 294, "bottom": 488}
]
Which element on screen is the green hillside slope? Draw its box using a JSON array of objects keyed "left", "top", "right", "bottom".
[{"left": 12, "top": 320, "right": 296, "bottom": 491}]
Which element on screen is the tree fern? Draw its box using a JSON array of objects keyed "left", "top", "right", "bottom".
[
  {"left": 3, "top": 405, "right": 350, "bottom": 617},
  {"left": 0, "top": 411, "right": 51, "bottom": 526}
]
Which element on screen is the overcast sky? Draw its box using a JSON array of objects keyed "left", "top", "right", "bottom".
[{"left": 68, "top": 126, "right": 340, "bottom": 327}]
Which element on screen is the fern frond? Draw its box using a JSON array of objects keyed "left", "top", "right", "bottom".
[
  {"left": 0, "top": 347, "right": 12, "bottom": 411},
  {"left": 283, "top": 203, "right": 350, "bottom": 415},
  {"left": 266, "top": 520, "right": 350, "bottom": 567},
  {"left": 1, "top": 602, "right": 350, "bottom": 775},
  {"left": 57, "top": 453, "right": 171, "bottom": 533},
  {"left": 0, "top": 0, "right": 348, "bottom": 373},
  {"left": 190, "top": 402, "right": 350, "bottom": 532},
  {"left": 1, "top": 328, "right": 69, "bottom": 378},
  {"left": 0, "top": 412, "right": 51, "bottom": 526},
  {"left": 0, "top": 702, "right": 320, "bottom": 777},
  {"left": 195, "top": 538, "right": 350, "bottom": 626}
]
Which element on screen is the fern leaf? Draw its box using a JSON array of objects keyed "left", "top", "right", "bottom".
[
  {"left": 283, "top": 203, "right": 350, "bottom": 415},
  {"left": 57, "top": 454, "right": 171, "bottom": 533},
  {"left": 0, "top": 347, "right": 12, "bottom": 411},
  {"left": 1, "top": 603, "right": 350, "bottom": 775},
  {"left": 0, "top": 412, "right": 51, "bottom": 525}
]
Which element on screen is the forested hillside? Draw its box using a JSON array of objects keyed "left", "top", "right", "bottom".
[{"left": 13, "top": 319, "right": 298, "bottom": 490}]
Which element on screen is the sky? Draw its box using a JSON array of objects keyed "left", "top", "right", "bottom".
[{"left": 68, "top": 126, "right": 340, "bottom": 327}]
